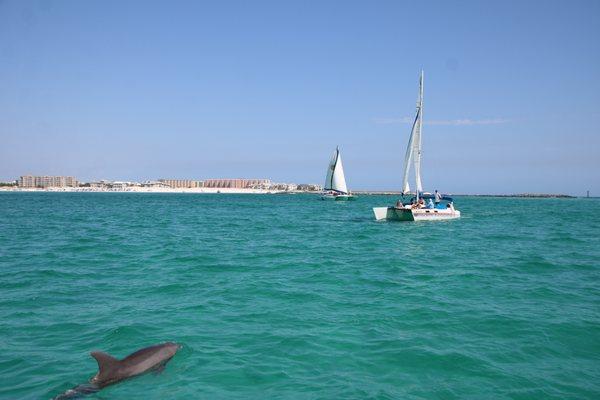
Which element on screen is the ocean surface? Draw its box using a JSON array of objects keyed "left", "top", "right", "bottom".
[{"left": 0, "top": 193, "right": 598, "bottom": 399}]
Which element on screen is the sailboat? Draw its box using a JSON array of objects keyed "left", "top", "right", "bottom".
[
  {"left": 321, "top": 146, "right": 355, "bottom": 201},
  {"left": 373, "top": 71, "right": 460, "bottom": 221}
]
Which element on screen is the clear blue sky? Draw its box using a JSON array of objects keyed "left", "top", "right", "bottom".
[{"left": 1, "top": 0, "right": 598, "bottom": 194}]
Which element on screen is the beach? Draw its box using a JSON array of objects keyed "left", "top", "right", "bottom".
[{"left": 0, "top": 186, "right": 287, "bottom": 194}]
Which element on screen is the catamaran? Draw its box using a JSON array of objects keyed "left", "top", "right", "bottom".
[
  {"left": 373, "top": 71, "right": 460, "bottom": 221},
  {"left": 321, "top": 146, "right": 355, "bottom": 201}
]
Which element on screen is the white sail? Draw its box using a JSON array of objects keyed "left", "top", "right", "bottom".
[
  {"left": 401, "top": 71, "right": 424, "bottom": 194},
  {"left": 332, "top": 151, "right": 348, "bottom": 194},
  {"left": 324, "top": 150, "right": 335, "bottom": 190},
  {"left": 401, "top": 112, "right": 417, "bottom": 194},
  {"left": 324, "top": 147, "right": 348, "bottom": 194}
]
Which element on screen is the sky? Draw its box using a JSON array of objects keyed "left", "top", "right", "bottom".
[{"left": 0, "top": 0, "right": 599, "bottom": 194}]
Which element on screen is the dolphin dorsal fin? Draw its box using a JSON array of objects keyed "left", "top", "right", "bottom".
[{"left": 90, "top": 351, "right": 121, "bottom": 382}]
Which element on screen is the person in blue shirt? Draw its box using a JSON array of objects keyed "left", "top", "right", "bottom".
[{"left": 427, "top": 198, "right": 434, "bottom": 209}]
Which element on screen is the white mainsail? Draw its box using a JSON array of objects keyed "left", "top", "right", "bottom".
[
  {"left": 324, "top": 147, "right": 349, "bottom": 194},
  {"left": 401, "top": 71, "right": 424, "bottom": 195},
  {"left": 401, "top": 115, "right": 416, "bottom": 194}
]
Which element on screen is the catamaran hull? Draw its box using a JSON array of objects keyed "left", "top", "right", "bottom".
[
  {"left": 373, "top": 207, "right": 460, "bottom": 221},
  {"left": 321, "top": 194, "right": 356, "bottom": 201}
]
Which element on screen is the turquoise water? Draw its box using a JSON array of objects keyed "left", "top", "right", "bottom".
[{"left": 0, "top": 193, "right": 599, "bottom": 399}]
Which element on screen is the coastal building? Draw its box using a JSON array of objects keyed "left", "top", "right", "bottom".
[
  {"left": 297, "top": 183, "right": 322, "bottom": 191},
  {"left": 110, "top": 182, "right": 129, "bottom": 190},
  {"left": 141, "top": 181, "right": 170, "bottom": 188},
  {"left": 18, "top": 175, "right": 79, "bottom": 188},
  {"left": 270, "top": 183, "right": 298, "bottom": 191},
  {"left": 158, "top": 179, "right": 204, "bottom": 188},
  {"left": 203, "top": 179, "right": 271, "bottom": 189},
  {"left": 18, "top": 175, "right": 35, "bottom": 188},
  {"left": 89, "top": 180, "right": 111, "bottom": 188}
]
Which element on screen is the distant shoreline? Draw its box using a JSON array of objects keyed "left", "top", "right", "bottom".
[
  {"left": 352, "top": 191, "right": 577, "bottom": 198},
  {"left": 0, "top": 187, "right": 582, "bottom": 198},
  {"left": 0, "top": 187, "right": 283, "bottom": 194},
  {"left": 457, "top": 193, "right": 576, "bottom": 198}
]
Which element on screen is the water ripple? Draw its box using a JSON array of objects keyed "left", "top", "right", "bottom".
[{"left": 0, "top": 193, "right": 598, "bottom": 399}]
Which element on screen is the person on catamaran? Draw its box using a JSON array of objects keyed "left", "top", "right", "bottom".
[
  {"left": 434, "top": 190, "right": 442, "bottom": 205},
  {"left": 427, "top": 198, "right": 434, "bottom": 209}
]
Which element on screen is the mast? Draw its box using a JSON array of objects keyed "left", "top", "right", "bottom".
[{"left": 414, "top": 70, "right": 424, "bottom": 199}]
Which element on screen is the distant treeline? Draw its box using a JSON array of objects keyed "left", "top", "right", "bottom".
[
  {"left": 352, "top": 191, "right": 576, "bottom": 198},
  {"left": 468, "top": 194, "right": 575, "bottom": 198}
]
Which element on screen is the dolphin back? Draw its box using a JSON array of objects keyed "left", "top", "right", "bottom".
[
  {"left": 90, "top": 351, "right": 121, "bottom": 384},
  {"left": 55, "top": 343, "right": 180, "bottom": 399}
]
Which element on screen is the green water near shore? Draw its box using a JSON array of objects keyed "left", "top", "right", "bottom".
[{"left": 0, "top": 193, "right": 599, "bottom": 399}]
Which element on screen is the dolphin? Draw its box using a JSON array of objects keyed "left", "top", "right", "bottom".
[
  {"left": 89, "top": 342, "right": 180, "bottom": 387},
  {"left": 54, "top": 342, "right": 180, "bottom": 399}
]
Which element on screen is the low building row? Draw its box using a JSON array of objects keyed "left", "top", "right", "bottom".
[
  {"left": 203, "top": 179, "right": 271, "bottom": 189},
  {"left": 14, "top": 176, "right": 322, "bottom": 191},
  {"left": 158, "top": 179, "right": 204, "bottom": 188},
  {"left": 18, "top": 175, "right": 78, "bottom": 188}
]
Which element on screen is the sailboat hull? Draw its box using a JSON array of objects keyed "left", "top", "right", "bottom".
[
  {"left": 321, "top": 194, "right": 356, "bottom": 201},
  {"left": 373, "top": 207, "right": 460, "bottom": 221}
]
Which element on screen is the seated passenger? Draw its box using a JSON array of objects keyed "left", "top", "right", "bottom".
[{"left": 426, "top": 199, "right": 434, "bottom": 208}]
